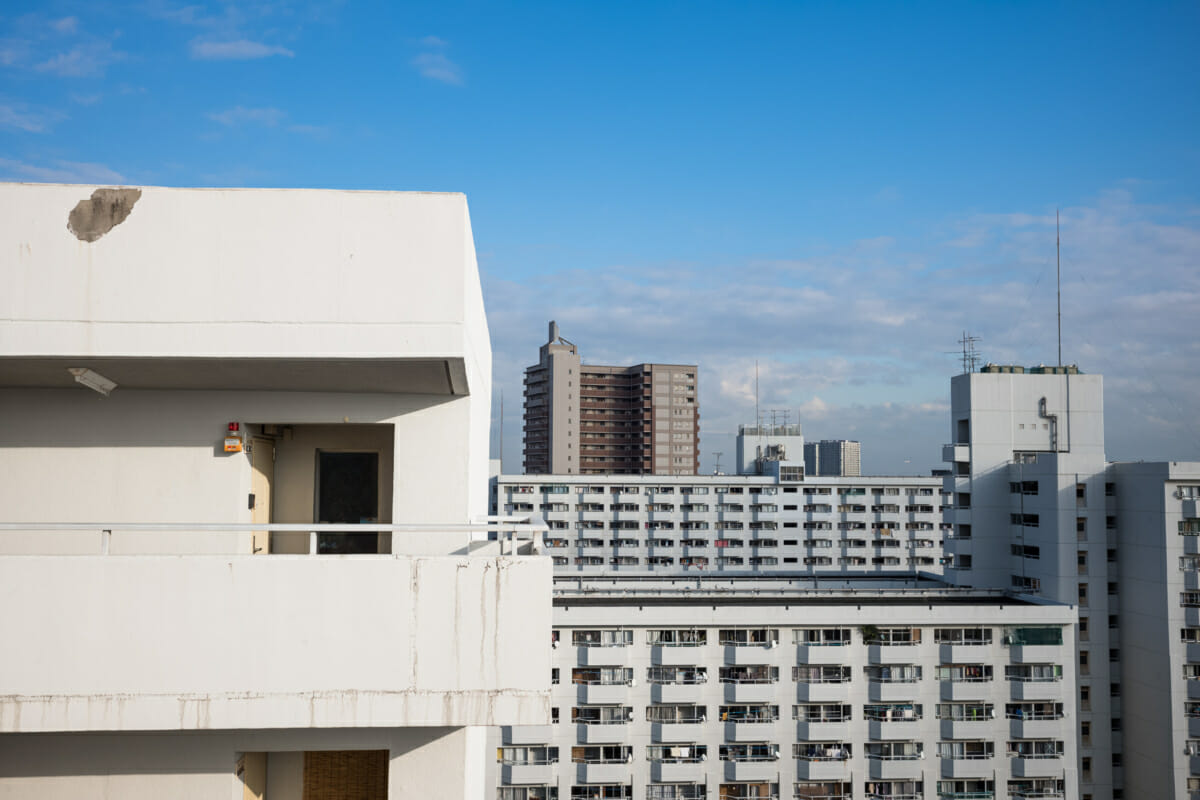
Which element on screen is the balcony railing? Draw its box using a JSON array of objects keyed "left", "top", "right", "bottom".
[{"left": 0, "top": 515, "right": 549, "bottom": 557}]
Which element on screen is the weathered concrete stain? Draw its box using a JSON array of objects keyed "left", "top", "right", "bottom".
[{"left": 67, "top": 187, "right": 142, "bottom": 242}]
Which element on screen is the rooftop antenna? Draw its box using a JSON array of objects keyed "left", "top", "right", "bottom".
[
  {"left": 499, "top": 389, "right": 504, "bottom": 472},
  {"left": 1056, "top": 209, "right": 1062, "bottom": 367},
  {"left": 712, "top": 452, "right": 723, "bottom": 474},
  {"left": 957, "top": 332, "right": 981, "bottom": 374},
  {"left": 754, "top": 360, "right": 760, "bottom": 430}
]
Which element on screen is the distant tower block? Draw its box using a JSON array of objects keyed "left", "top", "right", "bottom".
[{"left": 522, "top": 321, "right": 699, "bottom": 475}]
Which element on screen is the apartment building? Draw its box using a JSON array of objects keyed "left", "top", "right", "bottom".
[
  {"left": 492, "top": 576, "right": 1079, "bottom": 800},
  {"left": 940, "top": 364, "right": 1115, "bottom": 799},
  {"left": 523, "top": 321, "right": 699, "bottom": 475},
  {"left": 805, "top": 441, "right": 863, "bottom": 478},
  {"left": 1108, "top": 461, "right": 1200, "bottom": 799},
  {"left": 0, "top": 184, "right": 552, "bottom": 799},
  {"left": 493, "top": 473, "right": 948, "bottom": 578}
]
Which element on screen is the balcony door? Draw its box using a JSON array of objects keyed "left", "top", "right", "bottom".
[{"left": 316, "top": 451, "right": 380, "bottom": 554}]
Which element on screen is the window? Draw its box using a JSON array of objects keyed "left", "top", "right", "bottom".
[
  {"left": 1076, "top": 483, "right": 1087, "bottom": 506},
  {"left": 573, "top": 630, "right": 632, "bottom": 647},
  {"left": 719, "top": 629, "right": 778, "bottom": 646}
]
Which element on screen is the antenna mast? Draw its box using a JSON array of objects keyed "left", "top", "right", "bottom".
[
  {"left": 499, "top": 390, "right": 504, "bottom": 471},
  {"left": 1056, "top": 208, "right": 1062, "bottom": 367},
  {"left": 957, "top": 332, "right": 981, "bottom": 374},
  {"left": 754, "top": 360, "right": 760, "bottom": 430},
  {"left": 712, "top": 452, "right": 723, "bottom": 474}
]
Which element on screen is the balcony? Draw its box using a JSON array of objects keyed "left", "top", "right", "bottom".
[
  {"left": 505, "top": 725, "right": 555, "bottom": 745},
  {"left": 939, "top": 756, "right": 993, "bottom": 778},
  {"left": 725, "top": 645, "right": 780, "bottom": 665},
  {"left": 726, "top": 683, "right": 777, "bottom": 703},
  {"left": 796, "top": 683, "right": 850, "bottom": 702},
  {"left": 943, "top": 443, "right": 969, "bottom": 463},
  {"left": 577, "top": 722, "right": 628, "bottom": 743},
  {"left": 501, "top": 763, "right": 556, "bottom": 784},
  {"left": 940, "top": 719, "right": 993, "bottom": 739},
  {"left": 724, "top": 760, "right": 778, "bottom": 781},
  {"left": 1009, "top": 681, "right": 1063, "bottom": 701},
  {"left": 796, "top": 645, "right": 850, "bottom": 664},
  {"left": 940, "top": 681, "right": 993, "bottom": 701},
  {"left": 796, "top": 721, "right": 849, "bottom": 741},
  {"left": 939, "top": 644, "right": 991, "bottom": 662},
  {"left": 868, "top": 645, "right": 921, "bottom": 663},
  {"left": 868, "top": 681, "right": 919, "bottom": 702},
  {"left": 0, "top": 521, "right": 552, "bottom": 734},
  {"left": 578, "top": 646, "right": 631, "bottom": 667},
  {"left": 652, "top": 722, "right": 704, "bottom": 742},
  {"left": 1010, "top": 757, "right": 1062, "bottom": 778},
  {"left": 795, "top": 759, "right": 850, "bottom": 780},
  {"left": 726, "top": 720, "right": 779, "bottom": 741},
  {"left": 1006, "top": 646, "right": 1061, "bottom": 663},
  {"left": 870, "top": 719, "right": 921, "bottom": 740},
  {"left": 579, "top": 683, "right": 630, "bottom": 704},
  {"left": 653, "top": 683, "right": 704, "bottom": 703},
  {"left": 1008, "top": 719, "right": 1062, "bottom": 739},
  {"left": 867, "top": 756, "right": 923, "bottom": 779},
  {"left": 576, "top": 762, "right": 629, "bottom": 783},
  {"left": 652, "top": 761, "right": 704, "bottom": 782}
]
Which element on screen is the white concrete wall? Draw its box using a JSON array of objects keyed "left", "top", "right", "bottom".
[
  {"left": 0, "top": 184, "right": 475, "bottom": 362},
  {"left": 0, "top": 554, "right": 550, "bottom": 733},
  {"left": 0, "top": 726, "right": 483, "bottom": 800}
]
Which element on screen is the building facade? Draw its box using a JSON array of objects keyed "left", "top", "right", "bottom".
[
  {"left": 805, "top": 441, "right": 863, "bottom": 478},
  {"left": 492, "top": 577, "right": 1079, "bottom": 800},
  {"left": 0, "top": 184, "right": 552, "bottom": 800},
  {"left": 523, "top": 322, "right": 699, "bottom": 475},
  {"left": 494, "top": 473, "right": 947, "bottom": 578},
  {"left": 939, "top": 365, "right": 1117, "bottom": 799}
]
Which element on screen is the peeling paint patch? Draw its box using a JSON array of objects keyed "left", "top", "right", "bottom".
[{"left": 67, "top": 187, "right": 142, "bottom": 242}]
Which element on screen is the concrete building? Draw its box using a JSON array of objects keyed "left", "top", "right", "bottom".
[
  {"left": 0, "top": 183, "right": 552, "bottom": 799},
  {"left": 492, "top": 576, "right": 1079, "bottom": 800},
  {"left": 494, "top": 473, "right": 947, "bottom": 578},
  {"left": 523, "top": 322, "right": 699, "bottom": 476},
  {"left": 1108, "top": 460, "right": 1200, "bottom": 799},
  {"left": 805, "top": 441, "right": 863, "bottom": 478},
  {"left": 940, "top": 364, "right": 1116, "bottom": 799}
]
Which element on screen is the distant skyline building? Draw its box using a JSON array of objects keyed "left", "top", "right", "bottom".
[
  {"left": 523, "top": 321, "right": 698, "bottom": 475},
  {"left": 805, "top": 439, "right": 863, "bottom": 477}
]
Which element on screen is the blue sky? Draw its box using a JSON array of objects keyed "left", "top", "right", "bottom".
[{"left": 3, "top": 1, "right": 1199, "bottom": 473}]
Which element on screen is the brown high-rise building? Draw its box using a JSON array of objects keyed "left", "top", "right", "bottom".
[{"left": 523, "top": 321, "right": 699, "bottom": 475}]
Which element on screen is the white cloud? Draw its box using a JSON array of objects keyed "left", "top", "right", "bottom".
[
  {"left": 35, "top": 40, "right": 124, "bottom": 77},
  {"left": 51, "top": 17, "right": 79, "bottom": 35},
  {"left": 0, "top": 157, "right": 124, "bottom": 184},
  {"left": 419, "top": 35, "right": 448, "bottom": 48},
  {"left": 190, "top": 39, "right": 294, "bottom": 60},
  {"left": 413, "top": 52, "right": 463, "bottom": 85},
  {"left": 0, "top": 103, "right": 57, "bottom": 133},
  {"left": 207, "top": 105, "right": 286, "bottom": 126}
]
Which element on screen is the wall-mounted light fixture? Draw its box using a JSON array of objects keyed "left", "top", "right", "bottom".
[{"left": 67, "top": 367, "right": 117, "bottom": 396}]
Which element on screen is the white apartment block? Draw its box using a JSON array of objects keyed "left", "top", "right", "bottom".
[
  {"left": 0, "top": 183, "right": 552, "bottom": 799},
  {"left": 1108, "top": 461, "right": 1200, "bottom": 799},
  {"left": 492, "top": 577, "right": 1079, "bottom": 800},
  {"left": 492, "top": 473, "right": 948, "bottom": 578},
  {"left": 940, "top": 365, "right": 1114, "bottom": 799}
]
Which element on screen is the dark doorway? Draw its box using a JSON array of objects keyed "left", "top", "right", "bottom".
[{"left": 317, "top": 451, "right": 379, "bottom": 554}]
